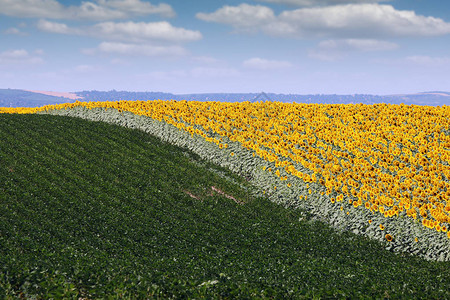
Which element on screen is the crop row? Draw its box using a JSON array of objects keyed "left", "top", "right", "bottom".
[{"left": 2, "top": 100, "right": 450, "bottom": 260}]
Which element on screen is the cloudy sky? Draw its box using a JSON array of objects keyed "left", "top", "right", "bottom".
[{"left": 1, "top": 0, "right": 450, "bottom": 94}]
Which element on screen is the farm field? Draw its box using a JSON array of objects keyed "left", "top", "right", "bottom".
[
  {"left": 1, "top": 102, "right": 450, "bottom": 298},
  {"left": 4, "top": 100, "right": 450, "bottom": 259}
]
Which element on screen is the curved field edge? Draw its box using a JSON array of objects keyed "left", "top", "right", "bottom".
[
  {"left": 38, "top": 106, "right": 450, "bottom": 261},
  {"left": 2, "top": 113, "right": 449, "bottom": 299}
]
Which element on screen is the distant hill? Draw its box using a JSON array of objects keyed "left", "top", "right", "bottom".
[
  {"left": 75, "top": 90, "right": 450, "bottom": 106},
  {"left": 25, "top": 90, "right": 83, "bottom": 100},
  {"left": 420, "top": 91, "right": 450, "bottom": 96},
  {"left": 1, "top": 88, "right": 449, "bottom": 107},
  {"left": 0, "top": 89, "right": 73, "bottom": 107}
]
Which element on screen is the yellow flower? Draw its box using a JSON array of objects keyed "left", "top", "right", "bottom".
[
  {"left": 436, "top": 224, "right": 442, "bottom": 232},
  {"left": 422, "top": 219, "right": 427, "bottom": 227},
  {"left": 385, "top": 234, "right": 393, "bottom": 242}
]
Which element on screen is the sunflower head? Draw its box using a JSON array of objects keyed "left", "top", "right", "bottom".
[{"left": 385, "top": 234, "right": 393, "bottom": 242}]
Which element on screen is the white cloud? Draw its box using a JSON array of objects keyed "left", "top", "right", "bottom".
[
  {"left": 275, "top": 4, "right": 450, "bottom": 38},
  {"left": 257, "top": 0, "right": 390, "bottom": 6},
  {"left": 92, "top": 21, "right": 202, "bottom": 43},
  {"left": 0, "top": 0, "right": 175, "bottom": 20},
  {"left": 36, "top": 20, "right": 202, "bottom": 58},
  {"left": 243, "top": 57, "right": 292, "bottom": 70},
  {"left": 3, "top": 27, "right": 22, "bottom": 35},
  {"left": 197, "top": 3, "right": 450, "bottom": 38},
  {"left": 0, "top": 49, "right": 44, "bottom": 65},
  {"left": 0, "top": 49, "right": 28, "bottom": 59},
  {"left": 96, "top": 0, "right": 175, "bottom": 18},
  {"left": 84, "top": 42, "right": 187, "bottom": 56},
  {"left": 37, "top": 20, "right": 202, "bottom": 43},
  {"left": 72, "top": 1, "right": 126, "bottom": 20},
  {"left": 196, "top": 4, "right": 276, "bottom": 32},
  {"left": 0, "top": 0, "right": 65, "bottom": 19},
  {"left": 309, "top": 38, "right": 398, "bottom": 60},
  {"left": 37, "top": 20, "right": 202, "bottom": 44},
  {"left": 337, "top": 39, "right": 398, "bottom": 51},
  {"left": 37, "top": 19, "right": 77, "bottom": 34}
]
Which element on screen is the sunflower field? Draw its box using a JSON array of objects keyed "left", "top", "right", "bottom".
[{"left": 2, "top": 100, "right": 450, "bottom": 261}]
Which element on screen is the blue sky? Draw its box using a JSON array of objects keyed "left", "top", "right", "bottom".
[{"left": 1, "top": 0, "right": 450, "bottom": 94}]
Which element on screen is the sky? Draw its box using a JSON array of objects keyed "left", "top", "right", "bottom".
[{"left": 1, "top": 0, "right": 450, "bottom": 94}]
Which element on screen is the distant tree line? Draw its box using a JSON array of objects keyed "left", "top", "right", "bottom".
[
  {"left": 76, "top": 90, "right": 449, "bottom": 106},
  {"left": 1, "top": 88, "right": 449, "bottom": 107}
]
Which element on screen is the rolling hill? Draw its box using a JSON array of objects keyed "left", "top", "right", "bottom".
[{"left": 1, "top": 113, "right": 449, "bottom": 298}]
